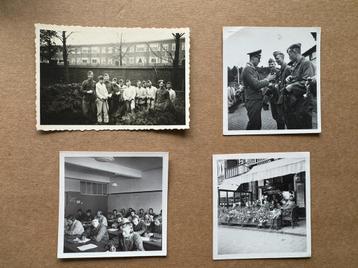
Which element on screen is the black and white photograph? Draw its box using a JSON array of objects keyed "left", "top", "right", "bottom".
[
  {"left": 58, "top": 152, "right": 168, "bottom": 259},
  {"left": 213, "top": 152, "right": 311, "bottom": 259},
  {"left": 36, "top": 24, "right": 190, "bottom": 131},
  {"left": 223, "top": 27, "right": 321, "bottom": 135}
]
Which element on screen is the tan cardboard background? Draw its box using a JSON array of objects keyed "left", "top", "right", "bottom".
[{"left": 0, "top": 0, "right": 357, "bottom": 267}]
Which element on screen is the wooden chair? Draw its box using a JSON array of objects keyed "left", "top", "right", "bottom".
[{"left": 281, "top": 206, "right": 299, "bottom": 228}]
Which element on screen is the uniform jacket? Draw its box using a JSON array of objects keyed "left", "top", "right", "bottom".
[
  {"left": 288, "top": 57, "right": 315, "bottom": 98},
  {"left": 242, "top": 62, "right": 269, "bottom": 101}
]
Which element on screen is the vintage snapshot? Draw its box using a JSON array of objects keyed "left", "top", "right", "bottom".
[
  {"left": 213, "top": 152, "right": 311, "bottom": 259},
  {"left": 223, "top": 27, "right": 321, "bottom": 135},
  {"left": 36, "top": 24, "right": 190, "bottom": 131},
  {"left": 58, "top": 152, "right": 168, "bottom": 259}
]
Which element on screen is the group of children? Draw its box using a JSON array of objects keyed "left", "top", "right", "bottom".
[
  {"left": 64, "top": 207, "right": 163, "bottom": 252},
  {"left": 80, "top": 71, "right": 177, "bottom": 124}
]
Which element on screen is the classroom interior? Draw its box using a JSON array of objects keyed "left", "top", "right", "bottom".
[{"left": 64, "top": 156, "right": 164, "bottom": 218}]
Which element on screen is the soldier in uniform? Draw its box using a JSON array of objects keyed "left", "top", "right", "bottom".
[
  {"left": 241, "top": 50, "right": 276, "bottom": 130},
  {"left": 273, "top": 50, "right": 292, "bottom": 129},
  {"left": 154, "top": 80, "right": 170, "bottom": 112},
  {"left": 80, "top": 71, "right": 97, "bottom": 124},
  {"left": 285, "top": 43, "right": 315, "bottom": 129}
]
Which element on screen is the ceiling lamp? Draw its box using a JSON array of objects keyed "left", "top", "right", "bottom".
[{"left": 94, "top": 157, "right": 115, "bottom": 162}]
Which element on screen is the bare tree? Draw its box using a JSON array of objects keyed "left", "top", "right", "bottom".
[
  {"left": 116, "top": 33, "right": 133, "bottom": 66},
  {"left": 172, "top": 33, "right": 185, "bottom": 91},
  {"left": 56, "top": 31, "right": 74, "bottom": 83},
  {"left": 145, "top": 33, "right": 185, "bottom": 89}
]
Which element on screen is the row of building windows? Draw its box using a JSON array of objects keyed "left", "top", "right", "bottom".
[
  {"left": 69, "top": 56, "right": 171, "bottom": 65},
  {"left": 70, "top": 42, "right": 185, "bottom": 55}
]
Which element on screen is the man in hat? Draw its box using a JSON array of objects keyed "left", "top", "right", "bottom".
[
  {"left": 80, "top": 71, "right": 97, "bottom": 124},
  {"left": 241, "top": 50, "right": 276, "bottom": 130},
  {"left": 285, "top": 43, "right": 315, "bottom": 129},
  {"left": 108, "top": 218, "right": 145, "bottom": 251},
  {"left": 272, "top": 50, "right": 292, "bottom": 129}
]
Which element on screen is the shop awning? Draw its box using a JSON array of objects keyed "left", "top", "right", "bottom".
[{"left": 219, "top": 158, "right": 306, "bottom": 191}]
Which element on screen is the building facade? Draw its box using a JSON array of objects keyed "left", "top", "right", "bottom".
[{"left": 48, "top": 38, "right": 185, "bottom": 67}]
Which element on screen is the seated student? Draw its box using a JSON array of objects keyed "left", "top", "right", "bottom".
[
  {"left": 84, "top": 218, "right": 109, "bottom": 243},
  {"left": 138, "top": 208, "right": 145, "bottom": 219},
  {"left": 132, "top": 215, "right": 147, "bottom": 236},
  {"left": 108, "top": 218, "right": 145, "bottom": 252},
  {"left": 84, "top": 209, "right": 93, "bottom": 222},
  {"left": 148, "top": 208, "right": 156, "bottom": 217},
  {"left": 111, "top": 215, "right": 123, "bottom": 229},
  {"left": 125, "top": 208, "right": 133, "bottom": 218},
  {"left": 148, "top": 216, "right": 162, "bottom": 238},
  {"left": 109, "top": 209, "right": 118, "bottom": 220},
  {"left": 96, "top": 210, "right": 108, "bottom": 227},
  {"left": 65, "top": 215, "right": 84, "bottom": 236},
  {"left": 143, "top": 214, "right": 152, "bottom": 228},
  {"left": 75, "top": 209, "right": 86, "bottom": 222},
  {"left": 119, "top": 208, "right": 126, "bottom": 218}
]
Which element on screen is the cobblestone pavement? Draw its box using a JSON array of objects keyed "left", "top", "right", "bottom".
[
  {"left": 228, "top": 102, "right": 318, "bottom": 130},
  {"left": 218, "top": 225, "right": 307, "bottom": 255}
]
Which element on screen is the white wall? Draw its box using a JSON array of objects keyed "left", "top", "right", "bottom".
[
  {"left": 108, "top": 191, "right": 162, "bottom": 213},
  {"left": 109, "top": 168, "right": 162, "bottom": 193}
]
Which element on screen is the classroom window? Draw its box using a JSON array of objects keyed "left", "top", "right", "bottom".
[{"left": 80, "top": 181, "right": 108, "bottom": 196}]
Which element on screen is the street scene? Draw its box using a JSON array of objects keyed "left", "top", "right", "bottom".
[
  {"left": 218, "top": 224, "right": 307, "bottom": 255},
  {"left": 229, "top": 102, "right": 317, "bottom": 130},
  {"left": 214, "top": 153, "right": 311, "bottom": 259}
]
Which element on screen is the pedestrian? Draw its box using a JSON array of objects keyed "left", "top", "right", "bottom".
[
  {"left": 80, "top": 71, "right": 97, "bottom": 124},
  {"left": 285, "top": 43, "right": 315, "bottom": 129},
  {"left": 241, "top": 50, "right": 276, "bottom": 130},
  {"left": 95, "top": 75, "right": 110, "bottom": 124}
]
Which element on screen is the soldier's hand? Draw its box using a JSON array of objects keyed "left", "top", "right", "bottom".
[
  {"left": 286, "top": 75, "right": 293, "bottom": 83},
  {"left": 286, "top": 84, "right": 293, "bottom": 92},
  {"left": 266, "top": 73, "right": 276, "bottom": 81}
]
